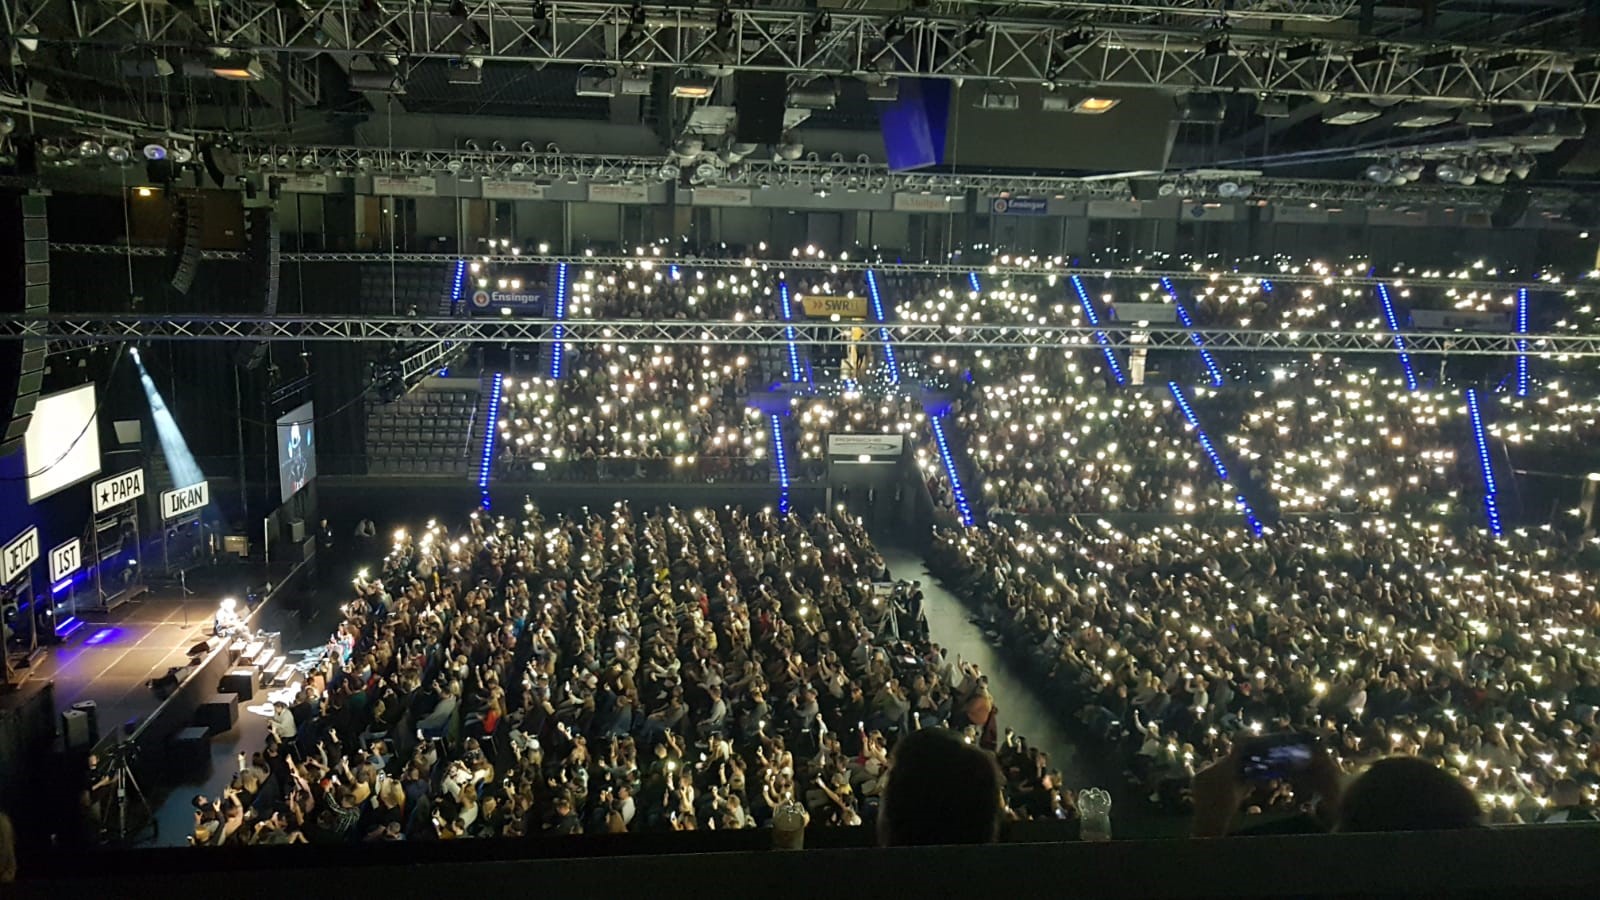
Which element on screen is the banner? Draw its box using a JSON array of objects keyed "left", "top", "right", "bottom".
[
  {"left": 800, "top": 295, "right": 869, "bottom": 319},
  {"left": 1086, "top": 199, "right": 1144, "bottom": 219},
  {"left": 161, "top": 480, "right": 211, "bottom": 521},
  {"left": 893, "top": 193, "right": 959, "bottom": 213},
  {"left": 990, "top": 196, "right": 1048, "bottom": 216},
  {"left": 372, "top": 175, "right": 438, "bottom": 197},
  {"left": 1273, "top": 205, "right": 1329, "bottom": 224},
  {"left": 93, "top": 467, "right": 146, "bottom": 513},
  {"left": 690, "top": 186, "right": 752, "bottom": 207},
  {"left": 1110, "top": 302, "right": 1179, "bottom": 324},
  {"left": 469, "top": 289, "right": 545, "bottom": 312},
  {"left": 827, "top": 434, "right": 905, "bottom": 456},
  {"left": 588, "top": 183, "right": 649, "bottom": 204},
  {"left": 2, "top": 526, "right": 39, "bottom": 583},
  {"left": 279, "top": 174, "right": 330, "bottom": 193},
  {"left": 1411, "top": 309, "right": 1510, "bottom": 332},
  {"left": 481, "top": 180, "right": 548, "bottom": 200}
]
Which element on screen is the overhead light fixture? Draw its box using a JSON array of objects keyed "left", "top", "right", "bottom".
[
  {"left": 978, "top": 88, "right": 1020, "bottom": 110},
  {"left": 1255, "top": 95, "right": 1290, "bottom": 118},
  {"left": 1040, "top": 93, "right": 1121, "bottom": 114},
  {"left": 619, "top": 67, "right": 652, "bottom": 95},
  {"left": 1419, "top": 48, "right": 1462, "bottom": 69},
  {"left": 350, "top": 69, "right": 406, "bottom": 93},
  {"left": 1394, "top": 105, "right": 1455, "bottom": 128},
  {"left": 1282, "top": 42, "right": 1319, "bottom": 63},
  {"left": 142, "top": 143, "right": 168, "bottom": 161},
  {"left": 1058, "top": 28, "right": 1094, "bottom": 51},
  {"left": 1323, "top": 102, "right": 1381, "bottom": 125},
  {"left": 1364, "top": 162, "right": 1394, "bottom": 184},
  {"left": 1435, "top": 160, "right": 1464, "bottom": 183},
  {"left": 1482, "top": 52, "right": 1522, "bottom": 72},
  {"left": 1350, "top": 45, "right": 1387, "bottom": 66},
  {"left": 576, "top": 65, "right": 619, "bottom": 97},
  {"left": 211, "top": 58, "right": 265, "bottom": 81},
  {"left": 864, "top": 75, "right": 899, "bottom": 102},
  {"left": 447, "top": 57, "right": 483, "bottom": 84},
  {"left": 1509, "top": 154, "right": 1534, "bottom": 180},
  {"left": 1456, "top": 107, "right": 1494, "bottom": 127},
  {"left": 789, "top": 78, "right": 838, "bottom": 110},
  {"left": 672, "top": 70, "right": 716, "bottom": 98},
  {"left": 1176, "top": 92, "right": 1224, "bottom": 124},
  {"left": 1202, "top": 35, "right": 1230, "bottom": 58}
]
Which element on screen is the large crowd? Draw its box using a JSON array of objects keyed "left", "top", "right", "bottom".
[
  {"left": 186, "top": 503, "right": 1069, "bottom": 847},
  {"left": 930, "top": 515, "right": 1600, "bottom": 822}
]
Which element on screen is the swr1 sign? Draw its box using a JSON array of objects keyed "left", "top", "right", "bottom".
[{"left": 161, "top": 480, "right": 211, "bottom": 521}]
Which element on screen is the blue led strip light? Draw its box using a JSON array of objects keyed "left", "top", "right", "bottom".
[
  {"left": 1168, "top": 382, "right": 1264, "bottom": 536},
  {"left": 449, "top": 259, "right": 467, "bottom": 314},
  {"left": 968, "top": 271, "right": 982, "bottom": 293},
  {"left": 478, "top": 374, "right": 504, "bottom": 508},
  {"left": 1260, "top": 280, "right": 1274, "bottom": 294},
  {"left": 1070, "top": 275, "right": 1127, "bottom": 386},
  {"left": 1374, "top": 283, "right": 1419, "bottom": 392},
  {"left": 1161, "top": 278, "right": 1225, "bottom": 387},
  {"left": 777, "top": 280, "right": 808, "bottom": 384},
  {"left": 1515, "top": 287, "right": 1531, "bottom": 397},
  {"left": 549, "top": 262, "right": 571, "bottom": 380},
  {"left": 1465, "top": 388, "right": 1504, "bottom": 537},
  {"left": 768, "top": 413, "right": 792, "bottom": 515},
  {"left": 864, "top": 269, "right": 901, "bottom": 384},
  {"left": 929, "top": 415, "right": 975, "bottom": 527}
]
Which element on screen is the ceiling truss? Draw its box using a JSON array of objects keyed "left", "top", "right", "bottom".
[
  {"left": 8, "top": 0, "right": 1600, "bottom": 109},
  {"left": 5, "top": 314, "right": 1598, "bottom": 357}
]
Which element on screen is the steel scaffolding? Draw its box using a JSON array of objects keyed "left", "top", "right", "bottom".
[
  {"left": 5, "top": 314, "right": 1600, "bottom": 356},
  {"left": 6, "top": 0, "right": 1600, "bottom": 108}
]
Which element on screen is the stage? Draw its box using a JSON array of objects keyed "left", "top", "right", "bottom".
[{"left": 9, "top": 560, "right": 303, "bottom": 746}]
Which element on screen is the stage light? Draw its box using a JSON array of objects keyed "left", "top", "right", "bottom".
[
  {"left": 672, "top": 71, "right": 717, "bottom": 98},
  {"left": 133, "top": 351, "right": 205, "bottom": 488}
]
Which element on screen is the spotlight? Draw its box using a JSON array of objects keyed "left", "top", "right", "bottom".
[
  {"left": 1435, "top": 160, "right": 1464, "bottom": 183},
  {"left": 1509, "top": 154, "right": 1534, "bottom": 180},
  {"left": 107, "top": 145, "right": 133, "bottom": 164},
  {"left": 1282, "top": 42, "right": 1319, "bottom": 63},
  {"left": 1255, "top": 95, "right": 1290, "bottom": 118},
  {"left": 77, "top": 139, "right": 103, "bottom": 159},
  {"left": 1350, "top": 45, "right": 1387, "bottom": 66},
  {"left": 142, "top": 143, "right": 168, "bottom": 161},
  {"left": 1419, "top": 48, "right": 1462, "bottom": 69},
  {"left": 1364, "top": 162, "right": 1394, "bottom": 184}
]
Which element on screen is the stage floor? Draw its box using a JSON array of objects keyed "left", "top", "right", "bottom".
[{"left": 22, "top": 561, "right": 300, "bottom": 742}]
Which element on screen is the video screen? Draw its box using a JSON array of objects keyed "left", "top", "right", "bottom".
[
  {"left": 275, "top": 401, "right": 316, "bottom": 503},
  {"left": 24, "top": 382, "right": 102, "bottom": 503}
]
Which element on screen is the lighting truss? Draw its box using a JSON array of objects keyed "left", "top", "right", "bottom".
[
  {"left": 8, "top": 0, "right": 1600, "bottom": 109},
  {"left": 42, "top": 244, "right": 1597, "bottom": 296},
  {"left": 397, "top": 337, "right": 463, "bottom": 382},
  {"left": 225, "top": 144, "right": 1592, "bottom": 209},
  {"left": 7, "top": 315, "right": 1600, "bottom": 357}
]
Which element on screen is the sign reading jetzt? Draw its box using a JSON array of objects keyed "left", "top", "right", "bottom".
[
  {"left": 2, "top": 527, "right": 40, "bottom": 583},
  {"left": 161, "top": 480, "right": 211, "bottom": 521}
]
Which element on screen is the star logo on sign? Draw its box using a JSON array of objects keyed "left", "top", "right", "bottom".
[{"left": 99, "top": 488, "right": 111, "bottom": 507}]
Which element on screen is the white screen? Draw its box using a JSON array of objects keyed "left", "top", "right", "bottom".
[
  {"left": 24, "top": 383, "right": 102, "bottom": 504},
  {"left": 276, "top": 401, "right": 316, "bottom": 504}
]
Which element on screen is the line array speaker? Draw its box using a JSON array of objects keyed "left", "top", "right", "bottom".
[
  {"left": 0, "top": 193, "right": 50, "bottom": 457},
  {"left": 235, "top": 207, "right": 280, "bottom": 370},
  {"left": 168, "top": 195, "right": 204, "bottom": 295}
]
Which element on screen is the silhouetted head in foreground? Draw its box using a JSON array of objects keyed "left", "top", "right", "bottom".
[
  {"left": 878, "top": 727, "right": 1003, "bottom": 846},
  {"left": 1337, "top": 756, "right": 1483, "bottom": 833}
]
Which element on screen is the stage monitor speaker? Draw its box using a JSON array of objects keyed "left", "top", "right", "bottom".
[
  {"left": 0, "top": 192, "right": 50, "bottom": 456},
  {"left": 169, "top": 195, "right": 204, "bottom": 294},
  {"left": 734, "top": 71, "right": 787, "bottom": 145},
  {"left": 287, "top": 518, "right": 306, "bottom": 543},
  {"left": 62, "top": 709, "right": 92, "bottom": 750}
]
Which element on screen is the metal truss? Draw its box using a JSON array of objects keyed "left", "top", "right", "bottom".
[
  {"left": 44, "top": 243, "right": 1593, "bottom": 296},
  {"left": 397, "top": 336, "right": 464, "bottom": 381},
  {"left": 228, "top": 143, "right": 1590, "bottom": 209},
  {"left": 9, "top": 0, "right": 1600, "bottom": 109},
  {"left": 5, "top": 314, "right": 1600, "bottom": 357}
]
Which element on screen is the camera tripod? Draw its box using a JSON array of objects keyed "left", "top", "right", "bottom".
[{"left": 101, "top": 747, "right": 157, "bottom": 844}]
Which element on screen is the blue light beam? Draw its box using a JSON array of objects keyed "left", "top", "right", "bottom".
[
  {"left": 1070, "top": 275, "right": 1127, "bottom": 386},
  {"left": 929, "top": 415, "right": 975, "bottom": 527},
  {"left": 1168, "top": 382, "right": 1263, "bottom": 536},
  {"left": 1465, "top": 388, "right": 1504, "bottom": 537},
  {"left": 133, "top": 354, "right": 204, "bottom": 487},
  {"left": 478, "top": 374, "right": 504, "bottom": 509},
  {"left": 1161, "top": 278, "right": 1224, "bottom": 387},
  {"left": 1375, "top": 283, "right": 1419, "bottom": 391},
  {"left": 864, "top": 269, "right": 901, "bottom": 384},
  {"left": 1515, "top": 288, "right": 1531, "bottom": 397},
  {"left": 777, "top": 280, "right": 809, "bottom": 384},
  {"left": 549, "top": 262, "right": 571, "bottom": 380},
  {"left": 768, "top": 413, "right": 791, "bottom": 515}
]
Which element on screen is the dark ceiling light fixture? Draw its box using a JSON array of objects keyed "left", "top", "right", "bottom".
[
  {"left": 1482, "top": 52, "right": 1523, "bottom": 72},
  {"left": 1281, "top": 42, "right": 1319, "bottom": 63},
  {"left": 1350, "top": 45, "right": 1387, "bottom": 66},
  {"left": 1419, "top": 48, "right": 1462, "bottom": 69},
  {"left": 809, "top": 12, "right": 832, "bottom": 37}
]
